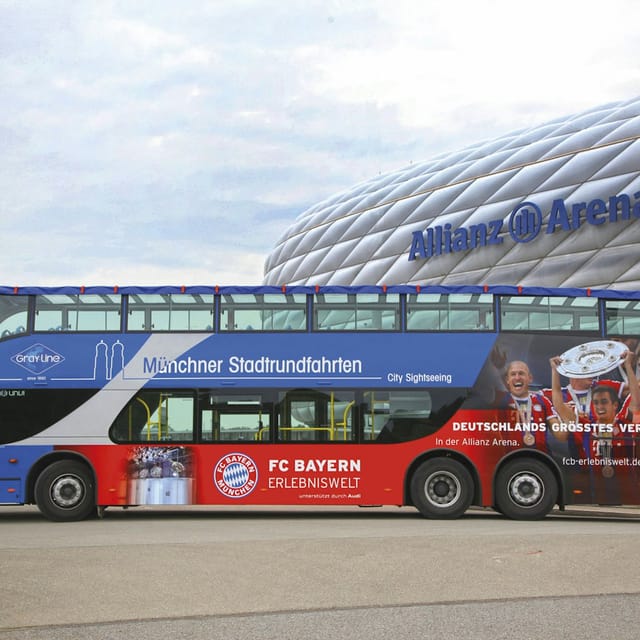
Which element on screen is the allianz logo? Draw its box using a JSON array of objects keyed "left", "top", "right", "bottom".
[
  {"left": 408, "top": 191, "right": 640, "bottom": 261},
  {"left": 11, "top": 343, "right": 65, "bottom": 375}
]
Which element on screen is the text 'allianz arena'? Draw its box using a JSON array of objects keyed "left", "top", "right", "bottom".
[{"left": 264, "top": 97, "right": 640, "bottom": 289}]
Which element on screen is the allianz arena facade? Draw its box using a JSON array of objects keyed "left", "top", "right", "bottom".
[{"left": 263, "top": 96, "right": 640, "bottom": 289}]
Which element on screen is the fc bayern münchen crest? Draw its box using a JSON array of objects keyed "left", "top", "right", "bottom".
[{"left": 214, "top": 453, "right": 258, "bottom": 498}]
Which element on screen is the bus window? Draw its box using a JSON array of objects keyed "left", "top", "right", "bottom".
[
  {"left": 361, "top": 389, "right": 467, "bottom": 442},
  {"left": 110, "top": 391, "right": 195, "bottom": 443},
  {"left": 219, "top": 293, "right": 307, "bottom": 331},
  {"left": 606, "top": 299, "right": 640, "bottom": 336},
  {"left": 0, "top": 294, "right": 28, "bottom": 339},
  {"left": 406, "top": 293, "right": 494, "bottom": 331},
  {"left": 126, "top": 294, "right": 214, "bottom": 331},
  {"left": 34, "top": 294, "right": 121, "bottom": 332},
  {"left": 276, "top": 390, "right": 355, "bottom": 442},
  {"left": 500, "top": 295, "right": 599, "bottom": 332},
  {"left": 313, "top": 293, "right": 400, "bottom": 331},
  {"left": 201, "top": 393, "right": 271, "bottom": 441}
]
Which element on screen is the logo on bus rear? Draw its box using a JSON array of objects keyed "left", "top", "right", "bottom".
[
  {"left": 11, "top": 343, "right": 65, "bottom": 375},
  {"left": 214, "top": 453, "right": 258, "bottom": 498}
]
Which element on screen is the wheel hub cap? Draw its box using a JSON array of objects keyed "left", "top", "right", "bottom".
[
  {"left": 426, "top": 472, "right": 460, "bottom": 507},
  {"left": 51, "top": 476, "right": 84, "bottom": 509},
  {"left": 509, "top": 472, "right": 543, "bottom": 507}
]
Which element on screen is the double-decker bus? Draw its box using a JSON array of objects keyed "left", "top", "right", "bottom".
[{"left": 1, "top": 284, "right": 640, "bottom": 522}]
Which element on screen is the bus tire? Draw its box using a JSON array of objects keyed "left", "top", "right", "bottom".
[
  {"left": 410, "top": 458, "right": 473, "bottom": 519},
  {"left": 34, "top": 460, "right": 95, "bottom": 522},
  {"left": 495, "top": 458, "right": 557, "bottom": 520}
]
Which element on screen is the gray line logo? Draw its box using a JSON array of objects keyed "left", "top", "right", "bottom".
[{"left": 11, "top": 343, "right": 65, "bottom": 375}]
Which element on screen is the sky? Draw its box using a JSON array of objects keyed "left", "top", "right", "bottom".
[{"left": 2, "top": 0, "right": 640, "bottom": 286}]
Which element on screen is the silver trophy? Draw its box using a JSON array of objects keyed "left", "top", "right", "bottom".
[{"left": 556, "top": 340, "right": 627, "bottom": 379}]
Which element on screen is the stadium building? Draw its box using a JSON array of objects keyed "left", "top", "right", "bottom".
[{"left": 264, "top": 97, "right": 640, "bottom": 289}]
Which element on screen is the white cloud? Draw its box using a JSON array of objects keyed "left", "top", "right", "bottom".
[
  {"left": 309, "top": 0, "right": 640, "bottom": 132},
  {"left": 72, "top": 251, "right": 268, "bottom": 287}
]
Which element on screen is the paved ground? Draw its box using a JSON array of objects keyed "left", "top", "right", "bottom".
[{"left": 1, "top": 504, "right": 640, "bottom": 639}]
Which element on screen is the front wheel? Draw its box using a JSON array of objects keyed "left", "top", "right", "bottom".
[
  {"left": 35, "top": 460, "right": 95, "bottom": 522},
  {"left": 494, "top": 458, "right": 557, "bottom": 520},
  {"left": 410, "top": 458, "right": 474, "bottom": 519}
]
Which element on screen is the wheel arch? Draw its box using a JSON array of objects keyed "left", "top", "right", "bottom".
[
  {"left": 404, "top": 449, "right": 481, "bottom": 508},
  {"left": 493, "top": 450, "right": 566, "bottom": 510},
  {"left": 26, "top": 450, "right": 97, "bottom": 505}
]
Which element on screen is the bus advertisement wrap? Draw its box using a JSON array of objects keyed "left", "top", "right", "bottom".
[{"left": 1, "top": 285, "right": 640, "bottom": 521}]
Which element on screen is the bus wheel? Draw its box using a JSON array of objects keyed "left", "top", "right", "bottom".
[
  {"left": 410, "top": 458, "right": 473, "bottom": 519},
  {"left": 34, "top": 460, "right": 95, "bottom": 522},
  {"left": 495, "top": 458, "right": 557, "bottom": 520}
]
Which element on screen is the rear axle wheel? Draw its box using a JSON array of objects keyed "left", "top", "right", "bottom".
[{"left": 495, "top": 458, "right": 557, "bottom": 520}]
